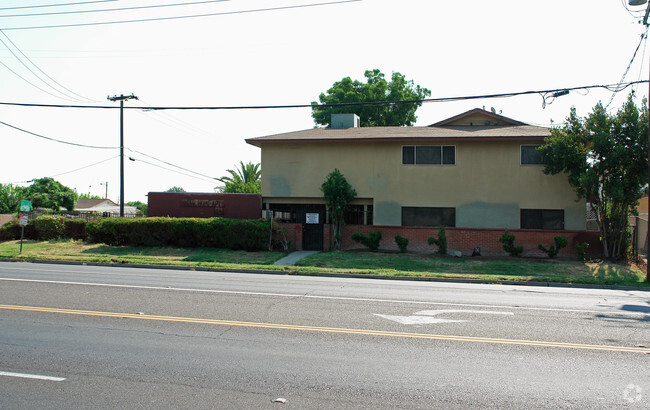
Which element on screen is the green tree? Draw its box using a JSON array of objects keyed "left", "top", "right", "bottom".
[
  {"left": 165, "top": 186, "right": 186, "bottom": 193},
  {"left": 311, "top": 69, "right": 431, "bottom": 127},
  {"left": 126, "top": 201, "right": 148, "bottom": 216},
  {"left": 539, "top": 94, "right": 648, "bottom": 260},
  {"left": 216, "top": 161, "right": 261, "bottom": 194},
  {"left": 78, "top": 193, "right": 103, "bottom": 200},
  {"left": 0, "top": 183, "right": 24, "bottom": 213},
  {"left": 321, "top": 168, "right": 356, "bottom": 250},
  {"left": 25, "top": 178, "right": 78, "bottom": 211}
]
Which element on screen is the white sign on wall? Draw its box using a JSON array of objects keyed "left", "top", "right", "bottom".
[{"left": 305, "top": 213, "right": 319, "bottom": 224}]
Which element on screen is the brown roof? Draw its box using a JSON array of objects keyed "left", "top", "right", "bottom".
[
  {"left": 75, "top": 198, "right": 117, "bottom": 209},
  {"left": 246, "top": 124, "right": 549, "bottom": 147},
  {"left": 246, "top": 109, "right": 549, "bottom": 147}
]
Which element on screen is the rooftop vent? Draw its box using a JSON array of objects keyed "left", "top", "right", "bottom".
[{"left": 331, "top": 113, "right": 360, "bottom": 129}]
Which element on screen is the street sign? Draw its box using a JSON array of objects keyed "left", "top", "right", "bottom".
[
  {"left": 19, "top": 214, "right": 28, "bottom": 226},
  {"left": 20, "top": 200, "right": 31, "bottom": 212}
]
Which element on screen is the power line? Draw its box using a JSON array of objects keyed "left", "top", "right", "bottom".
[
  {"left": 0, "top": 0, "right": 117, "bottom": 11},
  {"left": 0, "top": 119, "right": 119, "bottom": 149},
  {"left": 0, "top": 0, "right": 230, "bottom": 18},
  {"left": 0, "top": 59, "right": 83, "bottom": 102},
  {"left": 0, "top": 29, "right": 96, "bottom": 102},
  {"left": 127, "top": 148, "right": 215, "bottom": 180},
  {"left": 0, "top": 81, "right": 646, "bottom": 111},
  {"left": 127, "top": 155, "right": 217, "bottom": 184},
  {"left": 1, "top": 0, "right": 362, "bottom": 31},
  {"left": 606, "top": 27, "right": 649, "bottom": 109},
  {"left": 49, "top": 155, "right": 118, "bottom": 178}
]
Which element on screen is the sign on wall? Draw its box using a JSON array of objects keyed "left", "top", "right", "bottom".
[{"left": 306, "top": 213, "right": 319, "bottom": 224}]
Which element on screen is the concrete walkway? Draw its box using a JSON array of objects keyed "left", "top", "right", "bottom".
[{"left": 273, "top": 250, "right": 320, "bottom": 266}]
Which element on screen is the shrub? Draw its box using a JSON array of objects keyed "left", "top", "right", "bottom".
[
  {"left": 538, "top": 236, "right": 568, "bottom": 258},
  {"left": 499, "top": 231, "right": 523, "bottom": 257},
  {"left": 86, "top": 217, "right": 270, "bottom": 250},
  {"left": 427, "top": 226, "right": 447, "bottom": 255},
  {"left": 576, "top": 242, "right": 589, "bottom": 262},
  {"left": 394, "top": 235, "right": 408, "bottom": 253},
  {"left": 64, "top": 219, "right": 87, "bottom": 240},
  {"left": 34, "top": 215, "right": 66, "bottom": 240},
  {"left": 351, "top": 231, "right": 382, "bottom": 252}
]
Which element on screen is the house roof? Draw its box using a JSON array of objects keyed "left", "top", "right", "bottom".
[
  {"left": 246, "top": 109, "right": 549, "bottom": 147},
  {"left": 75, "top": 198, "right": 118, "bottom": 209}
]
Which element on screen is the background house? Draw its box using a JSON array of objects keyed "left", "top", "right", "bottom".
[{"left": 75, "top": 198, "right": 139, "bottom": 216}]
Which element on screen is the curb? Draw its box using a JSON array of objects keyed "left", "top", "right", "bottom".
[{"left": 1, "top": 258, "right": 649, "bottom": 291}]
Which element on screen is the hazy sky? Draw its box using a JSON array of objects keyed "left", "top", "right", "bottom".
[{"left": 1, "top": 0, "right": 648, "bottom": 203}]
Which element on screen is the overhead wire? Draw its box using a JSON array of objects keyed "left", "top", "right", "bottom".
[
  {"left": 127, "top": 148, "right": 215, "bottom": 180},
  {"left": 0, "top": 119, "right": 119, "bottom": 149},
  {"left": 0, "top": 29, "right": 97, "bottom": 102},
  {"left": 0, "top": 81, "right": 646, "bottom": 111},
  {"left": 0, "top": 0, "right": 230, "bottom": 18},
  {"left": 0, "top": 0, "right": 362, "bottom": 31},
  {"left": 606, "top": 27, "right": 649, "bottom": 109},
  {"left": 127, "top": 155, "right": 217, "bottom": 184},
  {"left": 0, "top": 0, "right": 117, "bottom": 11},
  {"left": 0, "top": 59, "right": 84, "bottom": 102}
]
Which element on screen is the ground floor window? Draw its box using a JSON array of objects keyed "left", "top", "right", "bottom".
[
  {"left": 520, "top": 209, "right": 564, "bottom": 230},
  {"left": 344, "top": 205, "right": 373, "bottom": 225},
  {"left": 402, "top": 207, "right": 455, "bottom": 227}
]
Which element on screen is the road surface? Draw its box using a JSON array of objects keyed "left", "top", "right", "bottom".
[{"left": 0, "top": 261, "right": 648, "bottom": 408}]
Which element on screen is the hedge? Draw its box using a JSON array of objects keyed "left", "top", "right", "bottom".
[{"left": 85, "top": 217, "right": 271, "bottom": 251}]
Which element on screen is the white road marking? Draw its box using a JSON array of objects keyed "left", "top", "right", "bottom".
[
  {"left": 375, "top": 314, "right": 466, "bottom": 325},
  {"left": 0, "top": 277, "right": 646, "bottom": 317},
  {"left": 0, "top": 371, "right": 66, "bottom": 381},
  {"left": 376, "top": 309, "right": 515, "bottom": 325}
]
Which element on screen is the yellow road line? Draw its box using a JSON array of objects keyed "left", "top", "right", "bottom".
[{"left": 1, "top": 304, "right": 648, "bottom": 354}]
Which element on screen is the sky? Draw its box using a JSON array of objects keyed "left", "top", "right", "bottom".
[{"left": 1, "top": 0, "right": 649, "bottom": 204}]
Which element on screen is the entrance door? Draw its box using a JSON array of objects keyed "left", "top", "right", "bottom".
[{"left": 300, "top": 210, "right": 324, "bottom": 250}]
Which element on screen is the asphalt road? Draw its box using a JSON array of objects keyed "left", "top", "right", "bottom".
[{"left": 0, "top": 261, "right": 648, "bottom": 408}]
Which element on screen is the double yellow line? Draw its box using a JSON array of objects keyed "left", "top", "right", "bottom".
[{"left": 1, "top": 304, "right": 647, "bottom": 354}]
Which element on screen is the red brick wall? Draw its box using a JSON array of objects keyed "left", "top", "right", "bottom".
[
  {"left": 340, "top": 225, "right": 602, "bottom": 258},
  {"left": 276, "top": 223, "right": 602, "bottom": 258}
]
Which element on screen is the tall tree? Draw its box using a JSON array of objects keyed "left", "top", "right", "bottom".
[
  {"left": 25, "top": 177, "right": 78, "bottom": 211},
  {"left": 539, "top": 94, "right": 648, "bottom": 260},
  {"left": 311, "top": 69, "right": 431, "bottom": 127},
  {"left": 321, "top": 168, "right": 356, "bottom": 250},
  {"left": 0, "top": 183, "right": 24, "bottom": 213},
  {"left": 165, "top": 186, "right": 186, "bottom": 193},
  {"left": 216, "top": 161, "right": 261, "bottom": 194}
]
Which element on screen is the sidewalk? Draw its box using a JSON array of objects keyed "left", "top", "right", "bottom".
[{"left": 273, "top": 251, "right": 319, "bottom": 266}]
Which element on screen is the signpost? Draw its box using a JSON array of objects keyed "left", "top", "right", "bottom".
[{"left": 18, "top": 201, "right": 31, "bottom": 254}]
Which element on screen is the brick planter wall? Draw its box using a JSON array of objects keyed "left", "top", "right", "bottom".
[
  {"left": 340, "top": 225, "right": 602, "bottom": 258},
  {"left": 277, "top": 222, "right": 602, "bottom": 258}
]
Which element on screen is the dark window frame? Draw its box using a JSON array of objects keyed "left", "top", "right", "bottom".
[
  {"left": 402, "top": 145, "right": 456, "bottom": 165},
  {"left": 401, "top": 206, "right": 456, "bottom": 227},
  {"left": 521, "top": 145, "right": 543, "bottom": 165},
  {"left": 520, "top": 209, "right": 565, "bottom": 230}
]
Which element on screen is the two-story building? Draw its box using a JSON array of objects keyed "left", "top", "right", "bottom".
[{"left": 246, "top": 109, "right": 590, "bottom": 254}]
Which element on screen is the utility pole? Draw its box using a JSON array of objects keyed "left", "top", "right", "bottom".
[{"left": 107, "top": 94, "right": 137, "bottom": 217}]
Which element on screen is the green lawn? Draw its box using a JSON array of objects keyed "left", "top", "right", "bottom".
[{"left": 0, "top": 240, "right": 646, "bottom": 286}]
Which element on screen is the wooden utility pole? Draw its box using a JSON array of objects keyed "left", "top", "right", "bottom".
[{"left": 107, "top": 94, "right": 137, "bottom": 217}]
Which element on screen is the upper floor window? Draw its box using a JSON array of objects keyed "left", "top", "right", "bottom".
[
  {"left": 403, "top": 145, "right": 455, "bottom": 165},
  {"left": 521, "top": 145, "right": 542, "bottom": 165}
]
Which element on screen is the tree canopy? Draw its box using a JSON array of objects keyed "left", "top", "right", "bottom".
[
  {"left": 165, "top": 186, "right": 186, "bottom": 193},
  {"left": 0, "top": 184, "right": 24, "bottom": 213},
  {"left": 321, "top": 168, "right": 356, "bottom": 250},
  {"left": 216, "top": 161, "right": 261, "bottom": 194},
  {"left": 25, "top": 178, "right": 78, "bottom": 211},
  {"left": 539, "top": 94, "right": 648, "bottom": 260},
  {"left": 311, "top": 69, "right": 431, "bottom": 127}
]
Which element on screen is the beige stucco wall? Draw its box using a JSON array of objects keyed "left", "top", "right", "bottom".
[{"left": 261, "top": 140, "right": 585, "bottom": 230}]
